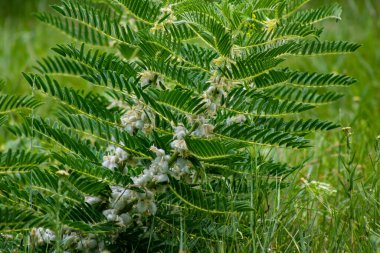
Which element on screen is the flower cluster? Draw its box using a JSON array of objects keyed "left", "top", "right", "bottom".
[
  {"left": 188, "top": 116, "right": 214, "bottom": 138},
  {"left": 138, "top": 70, "right": 161, "bottom": 87},
  {"left": 30, "top": 228, "right": 55, "bottom": 245},
  {"left": 170, "top": 125, "right": 188, "bottom": 154},
  {"left": 76, "top": 233, "right": 105, "bottom": 252},
  {"left": 171, "top": 158, "right": 193, "bottom": 183},
  {"left": 201, "top": 61, "right": 233, "bottom": 115},
  {"left": 150, "top": 5, "right": 176, "bottom": 32},
  {"left": 102, "top": 145, "right": 129, "bottom": 172},
  {"left": 160, "top": 5, "right": 177, "bottom": 24},
  {"left": 101, "top": 144, "right": 195, "bottom": 222},
  {"left": 192, "top": 123, "right": 214, "bottom": 138},
  {"left": 99, "top": 146, "right": 168, "bottom": 224},
  {"left": 133, "top": 146, "right": 171, "bottom": 186},
  {"left": 28, "top": 95, "right": 199, "bottom": 252},
  {"left": 103, "top": 200, "right": 133, "bottom": 225},
  {"left": 201, "top": 85, "right": 226, "bottom": 114},
  {"left": 120, "top": 104, "right": 154, "bottom": 134},
  {"left": 71, "top": 96, "right": 196, "bottom": 251},
  {"left": 29, "top": 227, "right": 110, "bottom": 252}
]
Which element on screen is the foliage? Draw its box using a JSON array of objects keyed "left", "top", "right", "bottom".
[{"left": 0, "top": 0, "right": 369, "bottom": 252}]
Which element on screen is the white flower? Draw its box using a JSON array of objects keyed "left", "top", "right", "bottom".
[
  {"left": 153, "top": 157, "right": 169, "bottom": 172},
  {"left": 119, "top": 213, "right": 132, "bottom": 226},
  {"left": 41, "top": 229, "right": 55, "bottom": 243},
  {"left": 173, "top": 125, "right": 187, "bottom": 140},
  {"left": 32, "top": 228, "right": 56, "bottom": 244},
  {"left": 120, "top": 106, "right": 154, "bottom": 134},
  {"left": 102, "top": 155, "right": 118, "bottom": 170},
  {"left": 132, "top": 170, "right": 153, "bottom": 186},
  {"left": 112, "top": 198, "right": 128, "bottom": 211},
  {"left": 121, "top": 110, "right": 140, "bottom": 126},
  {"left": 88, "top": 239, "right": 98, "bottom": 249},
  {"left": 111, "top": 187, "right": 131, "bottom": 198},
  {"left": 135, "top": 199, "right": 157, "bottom": 215},
  {"left": 85, "top": 196, "right": 102, "bottom": 205},
  {"left": 193, "top": 123, "right": 214, "bottom": 137},
  {"left": 205, "top": 86, "right": 216, "bottom": 95},
  {"left": 135, "top": 120, "right": 144, "bottom": 129},
  {"left": 171, "top": 158, "right": 192, "bottom": 180},
  {"left": 170, "top": 139, "right": 188, "bottom": 152},
  {"left": 110, "top": 185, "right": 126, "bottom": 195},
  {"left": 61, "top": 233, "right": 79, "bottom": 248},
  {"left": 77, "top": 237, "right": 99, "bottom": 250},
  {"left": 153, "top": 173, "right": 169, "bottom": 183},
  {"left": 125, "top": 124, "right": 134, "bottom": 134},
  {"left": 56, "top": 170, "right": 69, "bottom": 177},
  {"left": 111, "top": 188, "right": 134, "bottom": 210},
  {"left": 103, "top": 209, "right": 117, "bottom": 221},
  {"left": 115, "top": 147, "right": 129, "bottom": 161},
  {"left": 135, "top": 190, "right": 154, "bottom": 199},
  {"left": 0, "top": 234, "right": 13, "bottom": 239},
  {"left": 160, "top": 5, "right": 173, "bottom": 14},
  {"left": 208, "top": 103, "right": 217, "bottom": 112},
  {"left": 102, "top": 145, "right": 131, "bottom": 172},
  {"left": 226, "top": 115, "right": 247, "bottom": 125},
  {"left": 155, "top": 5, "right": 177, "bottom": 27},
  {"left": 143, "top": 123, "right": 154, "bottom": 133},
  {"left": 201, "top": 84, "right": 226, "bottom": 114},
  {"left": 139, "top": 70, "right": 157, "bottom": 87},
  {"left": 132, "top": 147, "right": 170, "bottom": 187},
  {"left": 150, "top": 146, "right": 166, "bottom": 157}
]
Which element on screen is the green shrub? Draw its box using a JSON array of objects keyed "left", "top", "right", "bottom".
[{"left": 0, "top": 0, "right": 359, "bottom": 252}]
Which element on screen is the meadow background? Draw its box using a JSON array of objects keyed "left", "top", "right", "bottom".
[{"left": 0, "top": 0, "right": 379, "bottom": 251}]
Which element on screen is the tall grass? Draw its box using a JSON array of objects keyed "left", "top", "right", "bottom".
[{"left": 282, "top": 1, "right": 380, "bottom": 251}]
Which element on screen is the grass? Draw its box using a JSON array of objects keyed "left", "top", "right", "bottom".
[
  {"left": 0, "top": 0, "right": 379, "bottom": 252},
  {"left": 280, "top": 1, "right": 380, "bottom": 251}
]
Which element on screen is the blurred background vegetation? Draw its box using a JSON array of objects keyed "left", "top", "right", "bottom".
[{"left": 0, "top": 0, "right": 379, "bottom": 250}]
